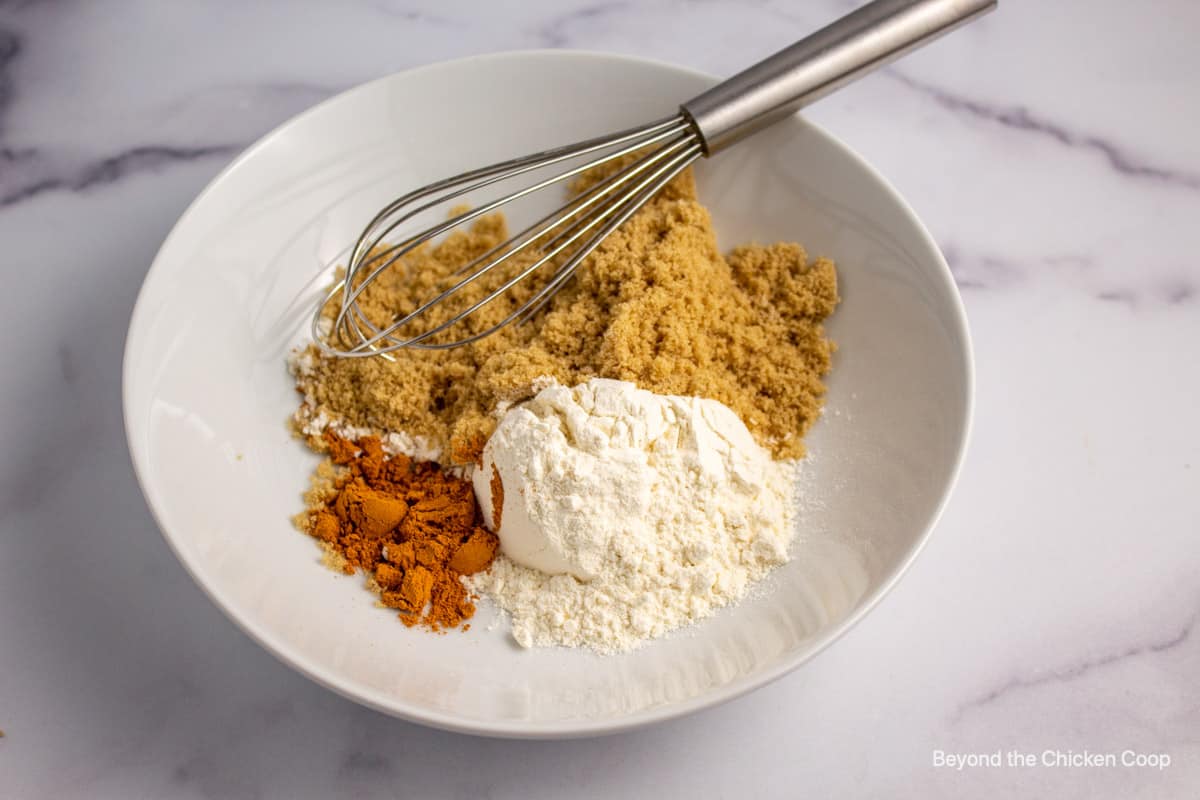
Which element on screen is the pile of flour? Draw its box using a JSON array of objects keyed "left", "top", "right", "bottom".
[{"left": 468, "top": 378, "right": 797, "bottom": 654}]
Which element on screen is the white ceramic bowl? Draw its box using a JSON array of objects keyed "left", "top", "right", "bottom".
[{"left": 124, "top": 51, "right": 972, "bottom": 738}]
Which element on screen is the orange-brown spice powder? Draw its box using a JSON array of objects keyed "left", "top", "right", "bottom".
[{"left": 302, "top": 432, "right": 498, "bottom": 631}]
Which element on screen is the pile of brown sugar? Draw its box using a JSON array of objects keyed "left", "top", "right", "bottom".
[
  {"left": 293, "top": 165, "right": 839, "bottom": 464},
  {"left": 299, "top": 432, "right": 498, "bottom": 631}
]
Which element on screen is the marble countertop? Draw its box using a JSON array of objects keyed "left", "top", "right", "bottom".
[{"left": 1, "top": 0, "right": 1196, "bottom": 796}]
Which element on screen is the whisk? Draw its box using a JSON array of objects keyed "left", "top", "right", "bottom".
[{"left": 313, "top": 0, "right": 994, "bottom": 357}]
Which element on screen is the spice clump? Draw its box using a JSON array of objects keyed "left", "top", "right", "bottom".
[
  {"left": 292, "top": 166, "right": 839, "bottom": 464},
  {"left": 300, "top": 432, "right": 498, "bottom": 631}
]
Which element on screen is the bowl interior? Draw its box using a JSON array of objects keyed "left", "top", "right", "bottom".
[{"left": 124, "top": 51, "right": 970, "bottom": 736}]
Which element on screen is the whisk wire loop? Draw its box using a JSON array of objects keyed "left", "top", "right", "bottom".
[
  {"left": 314, "top": 114, "right": 700, "bottom": 356},
  {"left": 357, "top": 133, "right": 702, "bottom": 350},
  {"left": 393, "top": 140, "right": 704, "bottom": 350}
]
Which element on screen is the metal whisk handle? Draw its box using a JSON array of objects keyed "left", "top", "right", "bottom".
[{"left": 681, "top": 0, "right": 996, "bottom": 154}]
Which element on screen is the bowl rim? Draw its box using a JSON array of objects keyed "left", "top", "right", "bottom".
[{"left": 122, "top": 48, "right": 974, "bottom": 739}]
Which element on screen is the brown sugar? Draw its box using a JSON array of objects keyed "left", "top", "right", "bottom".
[
  {"left": 300, "top": 433, "right": 498, "bottom": 631},
  {"left": 293, "top": 165, "right": 838, "bottom": 464}
]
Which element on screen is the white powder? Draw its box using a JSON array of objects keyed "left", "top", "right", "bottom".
[{"left": 468, "top": 378, "right": 797, "bottom": 654}]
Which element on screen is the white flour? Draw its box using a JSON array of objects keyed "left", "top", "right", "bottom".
[{"left": 468, "top": 378, "right": 797, "bottom": 654}]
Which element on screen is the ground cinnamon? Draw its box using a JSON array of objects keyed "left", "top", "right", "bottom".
[{"left": 301, "top": 431, "right": 498, "bottom": 631}]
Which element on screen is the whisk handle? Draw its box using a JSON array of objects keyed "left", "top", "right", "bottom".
[{"left": 681, "top": 0, "right": 995, "bottom": 154}]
